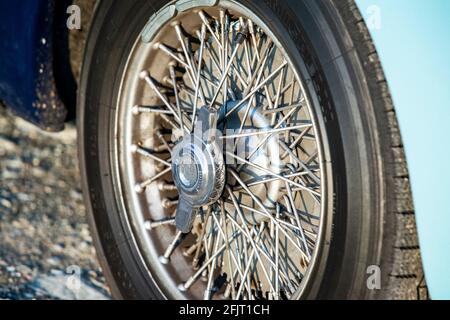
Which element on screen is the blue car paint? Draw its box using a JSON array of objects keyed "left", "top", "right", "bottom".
[
  {"left": 357, "top": 0, "right": 450, "bottom": 299},
  {"left": 0, "top": 0, "right": 67, "bottom": 131}
]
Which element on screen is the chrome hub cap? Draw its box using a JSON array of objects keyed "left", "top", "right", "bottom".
[
  {"left": 171, "top": 107, "right": 226, "bottom": 233},
  {"left": 174, "top": 150, "right": 200, "bottom": 190}
]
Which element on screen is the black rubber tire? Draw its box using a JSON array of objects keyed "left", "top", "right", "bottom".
[{"left": 78, "top": 0, "right": 425, "bottom": 299}]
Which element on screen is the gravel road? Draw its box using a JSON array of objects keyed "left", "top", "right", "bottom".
[{"left": 0, "top": 105, "right": 111, "bottom": 300}]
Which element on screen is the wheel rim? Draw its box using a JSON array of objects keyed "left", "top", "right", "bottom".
[{"left": 114, "top": 0, "right": 328, "bottom": 300}]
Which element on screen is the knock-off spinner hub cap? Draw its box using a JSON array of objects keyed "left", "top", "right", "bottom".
[
  {"left": 174, "top": 150, "right": 200, "bottom": 190},
  {"left": 172, "top": 130, "right": 225, "bottom": 208},
  {"left": 171, "top": 128, "right": 226, "bottom": 233}
]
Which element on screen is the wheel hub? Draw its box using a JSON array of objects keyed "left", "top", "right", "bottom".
[
  {"left": 173, "top": 148, "right": 201, "bottom": 190},
  {"left": 172, "top": 136, "right": 224, "bottom": 204},
  {"left": 172, "top": 107, "right": 225, "bottom": 233}
]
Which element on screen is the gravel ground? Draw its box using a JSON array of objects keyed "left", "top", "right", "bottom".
[{"left": 0, "top": 105, "right": 111, "bottom": 300}]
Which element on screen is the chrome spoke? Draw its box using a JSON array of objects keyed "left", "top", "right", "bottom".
[
  {"left": 134, "top": 167, "right": 172, "bottom": 193},
  {"left": 236, "top": 107, "right": 299, "bottom": 169},
  {"left": 221, "top": 123, "right": 312, "bottom": 140},
  {"left": 192, "top": 23, "right": 207, "bottom": 128},
  {"left": 227, "top": 172, "right": 311, "bottom": 261},
  {"left": 209, "top": 36, "right": 247, "bottom": 108},
  {"left": 140, "top": 70, "right": 190, "bottom": 133},
  {"left": 144, "top": 217, "right": 175, "bottom": 230},
  {"left": 224, "top": 61, "right": 288, "bottom": 118},
  {"left": 227, "top": 152, "right": 321, "bottom": 198},
  {"left": 130, "top": 144, "right": 171, "bottom": 167},
  {"left": 285, "top": 182, "right": 311, "bottom": 259},
  {"left": 160, "top": 231, "right": 185, "bottom": 264}
]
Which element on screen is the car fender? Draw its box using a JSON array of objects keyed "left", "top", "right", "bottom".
[{"left": 0, "top": 0, "right": 75, "bottom": 131}]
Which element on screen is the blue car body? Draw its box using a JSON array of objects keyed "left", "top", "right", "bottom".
[
  {"left": 0, "top": 0, "right": 74, "bottom": 131},
  {"left": 0, "top": 0, "right": 448, "bottom": 298}
]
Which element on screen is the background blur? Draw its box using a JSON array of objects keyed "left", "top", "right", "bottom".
[{"left": 0, "top": 106, "right": 110, "bottom": 299}]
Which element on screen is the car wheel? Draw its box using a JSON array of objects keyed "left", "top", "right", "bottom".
[{"left": 78, "top": 0, "right": 424, "bottom": 299}]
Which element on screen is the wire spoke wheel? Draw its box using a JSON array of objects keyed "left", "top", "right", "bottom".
[{"left": 116, "top": 1, "right": 326, "bottom": 300}]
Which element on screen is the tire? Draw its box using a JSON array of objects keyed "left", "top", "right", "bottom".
[{"left": 78, "top": 0, "right": 424, "bottom": 300}]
